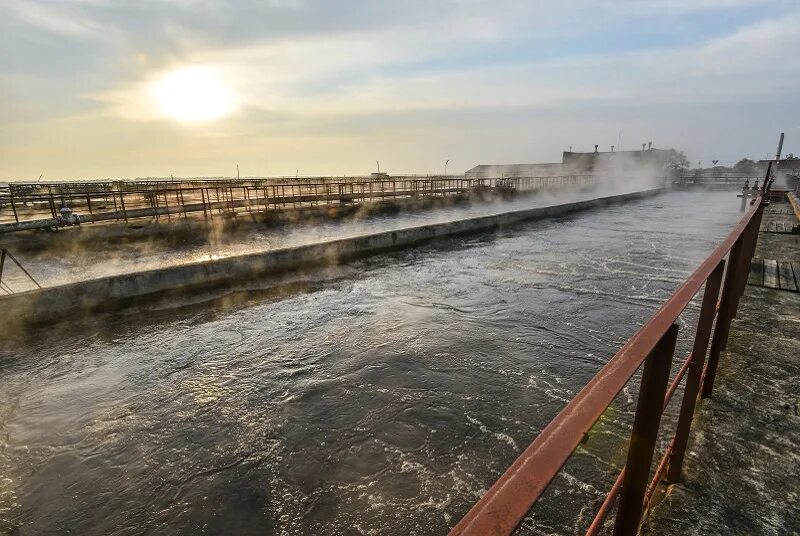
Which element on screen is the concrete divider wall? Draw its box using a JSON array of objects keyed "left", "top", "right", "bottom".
[{"left": 1, "top": 189, "right": 661, "bottom": 329}]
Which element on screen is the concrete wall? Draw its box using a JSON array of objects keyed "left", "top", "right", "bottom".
[{"left": 0, "top": 189, "right": 661, "bottom": 331}]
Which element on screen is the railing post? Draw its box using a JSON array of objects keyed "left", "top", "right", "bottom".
[
  {"left": 0, "top": 249, "right": 6, "bottom": 286},
  {"left": 667, "top": 260, "right": 725, "bottom": 483},
  {"left": 701, "top": 230, "right": 745, "bottom": 398},
  {"left": 119, "top": 191, "right": 129, "bottom": 222},
  {"left": 8, "top": 185, "right": 19, "bottom": 223},
  {"left": 701, "top": 199, "right": 763, "bottom": 399},
  {"left": 49, "top": 188, "right": 57, "bottom": 219},
  {"left": 164, "top": 191, "right": 171, "bottom": 221},
  {"left": 613, "top": 324, "right": 678, "bottom": 536},
  {"left": 730, "top": 202, "right": 764, "bottom": 316},
  {"left": 179, "top": 188, "right": 188, "bottom": 219}
]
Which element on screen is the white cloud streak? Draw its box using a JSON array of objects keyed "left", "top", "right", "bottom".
[{"left": 92, "top": 8, "right": 800, "bottom": 121}]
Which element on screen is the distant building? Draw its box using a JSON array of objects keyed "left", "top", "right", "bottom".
[
  {"left": 466, "top": 145, "right": 673, "bottom": 178},
  {"left": 465, "top": 162, "right": 565, "bottom": 179},
  {"left": 756, "top": 158, "right": 800, "bottom": 175},
  {"left": 757, "top": 157, "right": 800, "bottom": 188},
  {"left": 561, "top": 148, "right": 671, "bottom": 173}
]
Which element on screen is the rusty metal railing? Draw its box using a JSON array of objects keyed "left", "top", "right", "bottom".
[
  {"left": 0, "top": 174, "right": 597, "bottom": 233},
  {"left": 450, "top": 193, "right": 765, "bottom": 535},
  {"left": 0, "top": 176, "right": 486, "bottom": 232}
]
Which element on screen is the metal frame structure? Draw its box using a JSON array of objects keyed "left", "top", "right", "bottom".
[
  {"left": 450, "top": 193, "right": 765, "bottom": 535},
  {"left": 0, "top": 174, "right": 595, "bottom": 233}
]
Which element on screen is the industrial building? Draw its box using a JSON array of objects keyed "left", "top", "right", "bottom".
[{"left": 466, "top": 144, "right": 672, "bottom": 178}]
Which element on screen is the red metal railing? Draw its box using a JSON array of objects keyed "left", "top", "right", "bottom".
[{"left": 450, "top": 194, "right": 765, "bottom": 536}]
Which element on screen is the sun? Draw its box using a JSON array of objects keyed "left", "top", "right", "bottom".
[{"left": 150, "top": 67, "right": 237, "bottom": 122}]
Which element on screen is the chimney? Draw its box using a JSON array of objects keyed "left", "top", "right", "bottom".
[
  {"left": 611, "top": 145, "right": 615, "bottom": 152},
  {"left": 594, "top": 145, "right": 599, "bottom": 153},
  {"left": 648, "top": 141, "right": 652, "bottom": 150},
  {"left": 642, "top": 143, "right": 646, "bottom": 151}
]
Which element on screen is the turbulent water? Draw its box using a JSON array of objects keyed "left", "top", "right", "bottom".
[{"left": 0, "top": 191, "right": 744, "bottom": 535}]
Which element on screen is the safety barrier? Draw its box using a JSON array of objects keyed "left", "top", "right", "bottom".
[
  {"left": 449, "top": 193, "right": 765, "bottom": 535},
  {"left": 0, "top": 174, "right": 596, "bottom": 233}
]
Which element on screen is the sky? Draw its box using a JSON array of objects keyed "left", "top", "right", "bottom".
[{"left": 1, "top": 0, "right": 799, "bottom": 180}]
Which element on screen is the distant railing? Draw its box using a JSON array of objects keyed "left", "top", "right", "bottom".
[
  {"left": 449, "top": 194, "right": 765, "bottom": 534},
  {"left": 673, "top": 172, "right": 759, "bottom": 188},
  {"left": 0, "top": 174, "right": 597, "bottom": 233}
]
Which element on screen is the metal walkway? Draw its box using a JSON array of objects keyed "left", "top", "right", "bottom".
[
  {"left": 641, "top": 194, "right": 800, "bottom": 535},
  {"left": 748, "top": 258, "right": 800, "bottom": 292},
  {"left": 0, "top": 174, "right": 594, "bottom": 233}
]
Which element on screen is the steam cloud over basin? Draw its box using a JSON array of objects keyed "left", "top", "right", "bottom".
[
  {"left": 0, "top": 191, "right": 743, "bottom": 535},
  {"left": 5, "top": 176, "right": 661, "bottom": 290}
]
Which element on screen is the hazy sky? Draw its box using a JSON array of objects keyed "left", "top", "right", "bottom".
[{"left": 2, "top": 0, "right": 799, "bottom": 180}]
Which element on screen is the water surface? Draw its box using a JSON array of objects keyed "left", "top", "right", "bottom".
[{"left": 0, "top": 190, "right": 744, "bottom": 535}]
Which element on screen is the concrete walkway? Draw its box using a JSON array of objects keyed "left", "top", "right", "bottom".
[{"left": 642, "top": 199, "right": 800, "bottom": 535}]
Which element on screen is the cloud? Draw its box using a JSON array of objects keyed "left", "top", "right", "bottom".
[
  {"left": 89, "top": 7, "right": 800, "bottom": 123},
  {"left": 1, "top": 0, "right": 799, "bottom": 178},
  {"left": 4, "top": 0, "right": 105, "bottom": 38}
]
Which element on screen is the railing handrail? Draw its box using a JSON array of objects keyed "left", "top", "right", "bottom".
[
  {"left": 450, "top": 195, "right": 764, "bottom": 536},
  {"left": 2, "top": 174, "right": 594, "bottom": 190},
  {"left": 0, "top": 175, "right": 599, "bottom": 232}
]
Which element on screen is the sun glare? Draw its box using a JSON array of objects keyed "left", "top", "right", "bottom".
[{"left": 150, "top": 67, "right": 237, "bottom": 122}]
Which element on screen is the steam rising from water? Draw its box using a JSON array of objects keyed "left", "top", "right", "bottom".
[{"left": 4, "top": 170, "right": 666, "bottom": 290}]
